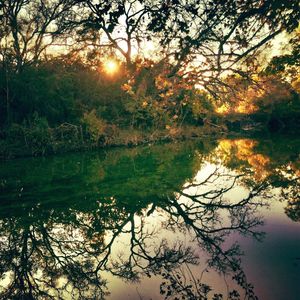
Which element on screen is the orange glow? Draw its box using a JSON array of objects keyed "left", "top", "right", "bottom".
[
  {"left": 216, "top": 104, "right": 230, "bottom": 114},
  {"left": 217, "top": 139, "right": 271, "bottom": 180},
  {"left": 104, "top": 59, "right": 118, "bottom": 74}
]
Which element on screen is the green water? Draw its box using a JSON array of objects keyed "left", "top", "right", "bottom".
[{"left": 0, "top": 136, "right": 299, "bottom": 300}]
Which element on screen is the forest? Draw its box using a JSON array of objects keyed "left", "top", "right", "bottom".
[{"left": 0, "top": 0, "right": 299, "bottom": 158}]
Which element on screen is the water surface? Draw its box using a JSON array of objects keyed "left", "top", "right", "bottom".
[{"left": 0, "top": 136, "right": 299, "bottom": 299}]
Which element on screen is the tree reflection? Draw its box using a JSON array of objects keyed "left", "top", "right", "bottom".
[
  {"left": 212, "top": 137, "right": 300, "bottom": 223},
  {"left": 0, "top": 217, "right": 108, "bottom": 299},
  {"left": 0, "top": 168, "right": 273, "bottom": 299},
  {"left": 0, "top": 138, "right": 299, "bottom": 299},
  {"left": 156, "top": 168, "right": 267, "bottom": 300}
]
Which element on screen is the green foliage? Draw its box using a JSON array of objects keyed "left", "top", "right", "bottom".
[
  {"left": 0, "top": 56, "right": 130, "bottom": 127},
  {"left": 1, "top": 26, "right": 300, "bottom": 157},
  {"left": 82, "top": 110, "right": 107, "bottom": 143}
]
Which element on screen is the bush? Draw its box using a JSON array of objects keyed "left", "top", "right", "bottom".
[{"left": 82, "top": 110, "right": 107, "bottom": 143}]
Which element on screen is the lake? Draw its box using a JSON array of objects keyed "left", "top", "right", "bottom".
[{"left": 0, "top": 135, "right": 299, "bottom": 300}]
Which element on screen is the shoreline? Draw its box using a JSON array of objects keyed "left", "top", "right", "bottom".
[
  {"left": 0, "top": 125, "right": 229, "bottom": 160},
  {"left": 1, "top": 122, "right": 298, "bottom": 160}
]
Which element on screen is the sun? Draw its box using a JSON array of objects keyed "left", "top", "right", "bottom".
[{"left": 104, "top": 59, "right": 118, "bottom": 74}]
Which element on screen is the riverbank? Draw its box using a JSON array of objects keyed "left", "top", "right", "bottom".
[
  {"left": 2, "top": 114, "right": 299, "bottom": 160},
  {"left": 0, "top": 124, "right": 228, "bottom": 160}
]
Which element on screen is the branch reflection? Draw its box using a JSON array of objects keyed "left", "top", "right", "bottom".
[
  {"left": 0, "top": 137, "right": 299, "bottom": 299},
  {"left": 0, "top": 170, "right": 279, "bottom": 299}
]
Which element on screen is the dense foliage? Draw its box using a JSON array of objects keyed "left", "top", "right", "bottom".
[{"left": 0, "top": 0, "right": 299, "bottom": 156}]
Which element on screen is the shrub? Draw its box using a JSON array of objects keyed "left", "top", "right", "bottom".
[{"left": 82, "top": 110, "right": 107, "bottom": 143}]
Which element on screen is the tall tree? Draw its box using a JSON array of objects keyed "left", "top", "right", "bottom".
[
  {"left": 0, "top": 0, "right": 76, "bottom": 72},
  {"left": 79, "top": 0, "right": 151, "bottom": 69}
]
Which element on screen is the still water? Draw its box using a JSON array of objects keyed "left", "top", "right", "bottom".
[{"left": 0, "top": 135, "right": 299, "bottom": 300}]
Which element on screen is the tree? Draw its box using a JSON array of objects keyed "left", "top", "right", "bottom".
[
  {"left": 150, "top": 0, "right": 299, "bottom": 92},
  {"left": 0, "top": 0, "right": 78, "bottom": 126},
  {"left": 0, "top": 0, "right": 76, "bottom": 72},
  {"left": 77, "top": 0, "right": 299, "bottom": 95},
  {"left": 78, "top": 0, "right": 151, "bottom": 69}
]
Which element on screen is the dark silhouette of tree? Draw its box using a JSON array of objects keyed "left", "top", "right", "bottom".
[
  {"left": 148, "top": 0, "right": 299, "bottom": 94},
  {"left": 76, "top": 1, "right": 300, "bottom": 91},
  {"left": 78, "top": 0, "right": 151, "bottom": 69},
  {"left": 0, "top": 0, "right": 78, "bottom": 127},
  {"left": 0, "top": 0, "right": 77, "bottom": 72},
  {"left": 0, "top": 0, "right": 299, "bottom": 142}
]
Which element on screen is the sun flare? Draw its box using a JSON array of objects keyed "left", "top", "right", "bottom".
[{"left": 104, "top": 59, "right": 118, "bottom": 74}]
